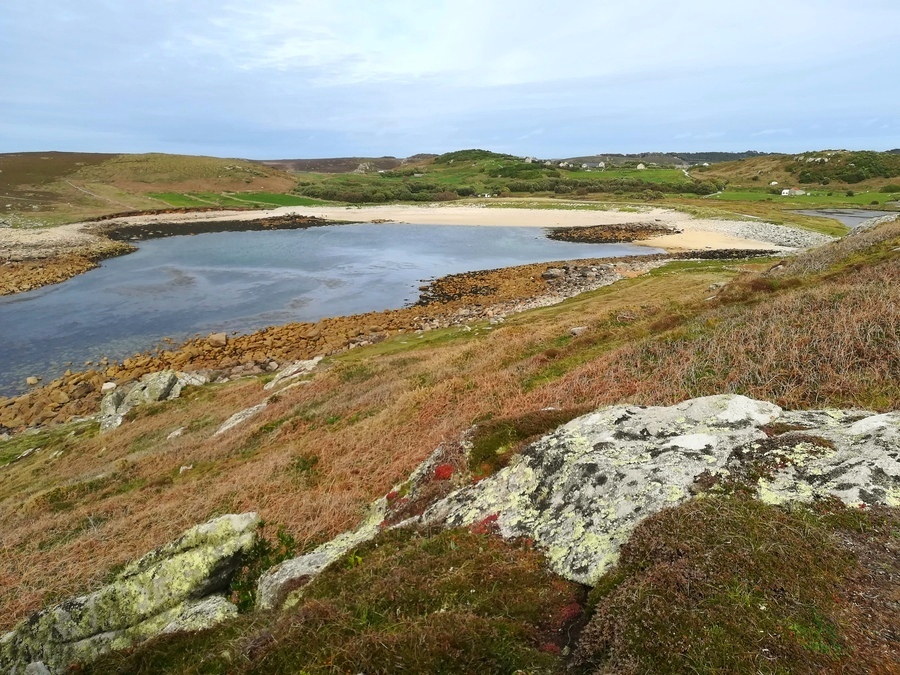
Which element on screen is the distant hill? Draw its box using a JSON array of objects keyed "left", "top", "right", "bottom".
[
  {"left": 696, "top": 150, "right": 900, "bottom": 187},
  {"left": 257, "top": 157, "right": 417, "bottom": 173},
  {"left": 255, "top": 150, "right": 773, "bottom": 176},
  {"left": 563, "top": 151, "right": 774, "bottom": 167},
  {"left": 0, "top": 152, "right": 295, "bottom": 224}
]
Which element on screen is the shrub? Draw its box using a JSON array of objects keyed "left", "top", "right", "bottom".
[
  {"left": 468, "top": 407, "right": 589, "bottom": 479},
  {"left": 88, "top": 528, "right": 584, "bottom": 674},
  {"left": 229, "top": 523, "right": 297, "bottom": 612},
  {"left": 573, "top": 496, "right": 899, "bottom": 674}
]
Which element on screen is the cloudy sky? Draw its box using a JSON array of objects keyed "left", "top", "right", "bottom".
[{"left": 3, "top": 0, "right": 898, "bottom": 158}]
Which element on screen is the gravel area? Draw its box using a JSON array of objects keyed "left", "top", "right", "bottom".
[{"left": 682, "top": 219, "right": 834, "bottom": 249}]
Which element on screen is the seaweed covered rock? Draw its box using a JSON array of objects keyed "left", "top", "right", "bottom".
[{"left": 0, "top": 513, "right": 260, "bottom": 674}]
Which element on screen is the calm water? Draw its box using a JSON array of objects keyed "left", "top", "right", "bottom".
[
  {"left": 0, "top": 223, "right": 662, "bottom": 396},
  {"left": 798, "top": 208, "right": 897, "bottom": 228}
]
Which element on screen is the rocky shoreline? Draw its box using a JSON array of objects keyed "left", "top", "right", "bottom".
[
  {"left": 546, "top": 222, "right": 677, "bottom": 244},
  {"left": 0, "top": 215, "right": 346, "bottom": 296},
  {"left": 0, "top": 241, "right": 135, "bottom": 296},
  {"left": 90, "top": 213, "right": 347, "bottom": 242},
  {"left": 0, "top": 248, "right": 780, "bottom": 432}
]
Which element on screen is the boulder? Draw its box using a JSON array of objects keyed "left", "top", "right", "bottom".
[
  {"left": 541, "top": 267, "right": 565, "bottom": 280},
  {"left": 213, "top": 402, "right": 268, "bottom": 436},
  {"left": 256, "top": 499, "right": 387, "bottom": 611},
  {"left": 207, "top": 332, "right": 227, "bottom": 348},
  {"left": 256, "top": 395, "right": 900, "bottom": 607},
  {"left": 0, "top": 513, "right": 259, "bottom": 674},
  {"left": 423, "top": 395, "right": 900, "bottom": 585},
  {"left": 99, "top": 370, "right": 210, "bottom": 431},
  {"left": 263, "top": 356, "right": 323, "bottom": 391},
  {"left": 25, "top": 377, "right": 39, "bottom": 387}
]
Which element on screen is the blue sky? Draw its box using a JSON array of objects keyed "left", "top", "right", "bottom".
[{"left": 2, "top": 0, "right": 898, "bottom": 159}]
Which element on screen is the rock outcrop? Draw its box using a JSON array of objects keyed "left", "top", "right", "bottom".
[
  {"left": 99, "top": 370, "right": 209, "bottom": 431},
  {"left": 258, "top": 395, "right": 900, "bottom": 607},
  {"left": 1, "top": 513, "right": 259, "bottom": 674}
]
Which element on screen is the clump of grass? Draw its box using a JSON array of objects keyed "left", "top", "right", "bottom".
[
  {"left": 573, "top": 495, "right": 899, "bottom": 674},
  {"left": 290, "top": 453, "right": 319, "bottom": 483},
  {"left": 86, "top": 527, "right": 584, "bottom": 674},
  {"left": 229, "top": 523, "right": 297, "bottom": 612},
  {"left": 468, "top": 407, "right": 590, "bottom": 479}
]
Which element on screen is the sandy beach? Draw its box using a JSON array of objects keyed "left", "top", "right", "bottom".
[{"left": 79, "top": 203, "right": 811, "bottom": 252}]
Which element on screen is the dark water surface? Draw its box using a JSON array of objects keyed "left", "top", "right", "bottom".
[{"left": 0, "top": 223, "right": 662, "bottom": 396}]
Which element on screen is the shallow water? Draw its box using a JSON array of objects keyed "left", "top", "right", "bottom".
[
  {"left": 0, "top": 223, "right": 662, "bottom": 396},
  {"left": 797, "top": 208, "right": 897, "bottom": 228}
]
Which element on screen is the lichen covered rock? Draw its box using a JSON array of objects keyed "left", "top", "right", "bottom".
[
  {"left": 99, "top": 370, "right": 209, "bottom": 431},
  {"left": 0, "top": 513, "right": 259, "bottom": 674},
  {"left": 251, "top": 395, "right": 900, "bottom": 611},
  {"left": 422, "top": 395, "right": 899, "bottom": 585}
]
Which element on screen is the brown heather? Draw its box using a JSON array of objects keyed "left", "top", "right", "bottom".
[{"left": 0, "top": 222, "right": 898, "bottom": 637}]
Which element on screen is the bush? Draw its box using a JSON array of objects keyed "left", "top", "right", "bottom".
[
  {"left": 574, "top": 496, "right": 899, "bottom": 674},
  {"left": 229, "top": 523, "right": 297, "bottom": 612},
  {"left": 88, "top": 529, "right": 584, "bottom": 674}
]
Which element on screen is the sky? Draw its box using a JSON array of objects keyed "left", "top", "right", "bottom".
[{"left": 2, "top": 0, "right": 899, "bottom": 159}]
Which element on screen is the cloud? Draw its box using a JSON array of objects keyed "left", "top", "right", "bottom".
[
  {"left": 1, "top": 0, "right": 899, "bottom": 156},
  {"left": 752, "top": 129, "right": 793, "bottom": 137}
]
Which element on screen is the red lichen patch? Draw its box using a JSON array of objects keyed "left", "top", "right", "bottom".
[{"left": 433, "top": 464, "right": 454, "bottom": 480}]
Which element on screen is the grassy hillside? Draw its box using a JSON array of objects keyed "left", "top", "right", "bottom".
[
  {"left": 2, "top": 217, "right": 898, "bottom": 672},
  {"left": 696, "top": 150, "right": 900, "bottom": 190},
  {"left": 2, "top": 148, "right": 896, "bottom": 229},
  {"left": 291, "top": 149, "right": 723, "bottom": 204},
  {"left": 0, "top": 152, "right": 297, "bottom": 225}
]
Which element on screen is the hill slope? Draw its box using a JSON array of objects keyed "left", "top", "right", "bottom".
[
  {"left": 0, "top": 215, "right": 898, "bottom": 672},
  {"left": 0, "top": 152, "right": 296, "bottom": 224},
  {"left": 696, "top": 150, "right": 900, "bottom": 189}
]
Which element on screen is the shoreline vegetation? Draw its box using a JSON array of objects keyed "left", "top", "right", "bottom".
[{"left": 0, "top": 200, "right": 840, "bottom": 430}]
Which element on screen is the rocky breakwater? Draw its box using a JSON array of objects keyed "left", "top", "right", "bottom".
[
  {"left": 0, "top": 257, "right": 667, "bottom": 432},
  {"left": 1, "top": 513, "right": 260, "bottom": 674},
  {"left": 256, "top": 395, "right": 900, "bottom": 607},
  {"left": 0, "top": 241, "right": 134, "bottom": 296},
  {"left": 546, "top": 221, "right": 678, "bottom": 244},
  {"left": 91, "top": 213, "right": 341, "bottom": 242}
]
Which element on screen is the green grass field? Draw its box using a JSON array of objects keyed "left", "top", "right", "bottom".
[
  {"left": 711, "top": 189, "right": 900, "bottom": 206},
  {"left": 565, "top": 168, "right": 686, "bottom": 183},
  {"left": 148, "top": 192, "right": 330, "bottom": 208}
]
